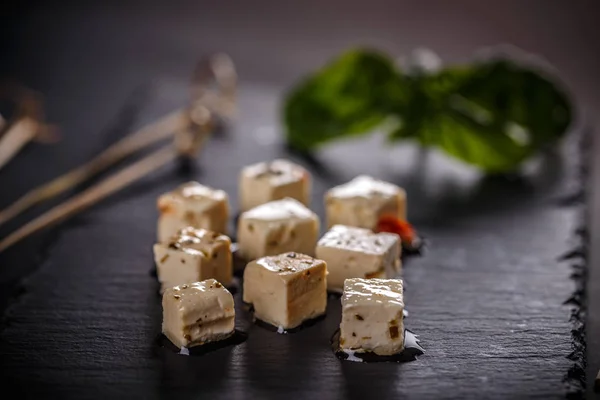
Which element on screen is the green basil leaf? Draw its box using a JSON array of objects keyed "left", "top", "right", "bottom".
[
  {"left": 453, "top": 58, "right": 572, "bottom": 148},
  {"left": 391, "top": 59, "right": 572, "bottom": 172},
  {"left": 284, "top": 48, "right": 573, "bottom": 173},
  {"left": 284, "top": 49, "right": 404, "bottom": 150},
  {"left": 413, "top": 108, "right": 530, "bottom": 172}
]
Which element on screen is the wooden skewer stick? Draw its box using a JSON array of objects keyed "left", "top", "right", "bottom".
[
  {"left": 0, "top": 110, "right": 186, "bottom": 227},
  {"left": 0, "top": 145, "right": 178, "bottom": 253},
  {"left": 0, "top": 89, "right": 58, "bottom": 172},
  {"left": 0, "top": 104, "right": 214, "bottom": 254},
  {"left": 0, "top": 116, "right": 58, "bottom": 171},
  {"left": 0, "top": 117, "right": 38, "bottom": 170},
  {"left": 0, "top": 53, "right": 236, "bottom": 253},
  {"left": 0, "top": 53, "right": 236, "bottom": 228}
]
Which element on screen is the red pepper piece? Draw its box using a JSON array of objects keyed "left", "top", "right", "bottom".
[{"left": 376, "top": 215, "right": 416, "bottom": 245}]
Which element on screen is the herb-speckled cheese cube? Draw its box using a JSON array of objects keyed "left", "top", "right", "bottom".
[
  {"left": 153, "top": 227, "right": 232, "bottom": 292},
  {"left": 316, "top": 225, "right": 401, "bottom": 292},
  {"left": 237, "top": 198, "right": 319, "bottom": 261},
  {"left": 162, "top": 279, "right": 235, "bottom": 348},
  {"left": 239, "top": 159, "right": 310, "bottom": 212},
  {"left": 157, "top": 182, "right": 229, "bottom": 242},
  {"left": 243, "top": 252, "right": 327, "bottom": 329},
  {"left": 339, "top": 278, "right": 404, "bottom": 356},
  {"left": 325, "top": 175, "right": 406, "bottom": 230}
]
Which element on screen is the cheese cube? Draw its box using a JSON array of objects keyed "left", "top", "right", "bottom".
[
  {"left": 325, "top": 175, "right": 406, "bottom": 230},
  {"left": 243, "top": 252, "right": 327, "bottom": 329},
  {"left": 157, "top": 182, "right": 229, "bottom": 242},
  {"left": 340, "top": 278, "right": 404, "bottom": 356},
  {"left": 153, "top": 227, "right": 233, "bottom": 292},
  {"left": 162, "top": 279, "right": 235, "bottom": 348},
  {"left": 237, "top": 198, "right": 319, "bottom": 261},
  {"left": 339, "top": 278, "right": 404, "bottom": 356},
  {"left": 316, "top": 225, "right": 401, "bottom": 292},
  {"left": 239, "top": 159, "right": 310, "bottom": 212}
]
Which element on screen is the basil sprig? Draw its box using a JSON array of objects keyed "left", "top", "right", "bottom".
[{"left": 284, "top": 48, "right": 572, "bottom": 173}]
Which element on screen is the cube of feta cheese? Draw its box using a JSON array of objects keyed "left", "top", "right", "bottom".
[
  {"left": 339, "top": 278, "right": 404, "bottom": 356},
  {"left": 237, "top": 198, "right": 319, "bottom": 261},
  {"left": 243, "top": 252, "right": 327, "bottom": 329},
  {"left": 162, "top": 279, "right": 235, "bottom": 348},
  {"left": 153, "top": 227, "right": 233, "bottom": 292},
  {"left": 316, "top": 225, "right": 401, "bottom": 292},
  {"left": 239, "top": 159, "right": 310, "bottom": 212},
  {"left": 157, "top": 182, "right": 229, "bottom": 242},
  {"left": 325, "top": 175, "right": 406, "bottom": 230}
]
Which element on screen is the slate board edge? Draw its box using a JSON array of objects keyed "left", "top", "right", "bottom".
[{"left": 562, "top": 125, "right": 592, "bottom": 399}]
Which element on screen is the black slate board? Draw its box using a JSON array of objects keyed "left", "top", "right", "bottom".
[
  {"left": 0, "top": 81, "right": 585, "bottom": 399},
  {"left": 0, "top": 2, "right": 591, "bottom": 399}
]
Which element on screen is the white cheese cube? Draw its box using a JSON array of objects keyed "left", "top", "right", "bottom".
[
  {"left": 339, "top": 278, "right": 404, "bottom": 356},
  {"left": 162, "top": 279, "right": 235, "bottom": 348},
  {"left": 239, "top": 159, "right": 310, "bottom": 211},
  {"left": 157, "top": 181, "right": 229, "bottom": 242},
  {"left": 153, "top": 227, "right": 233, "bottom": 292},
  {"left": 237, "top": 198, "right": 319, "bottom": 261},
  {"left": 243, "top": 252, "right": 327, "bottom": 329},
  {"left": 316, "top": 225, "right": 401, "bottom": 292},
  {"left": 325, "top": 175, "right": 406, "bottom": 230}
]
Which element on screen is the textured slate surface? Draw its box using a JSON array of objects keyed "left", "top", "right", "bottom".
[
  {"left": 0, "top": 1, "right": 592, "bottom": 399},
  {"left": 0, "top": 82, "right": 583, "bottom": 398}
]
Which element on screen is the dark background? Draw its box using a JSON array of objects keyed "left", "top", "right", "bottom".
[{"left": 1, "top": 1, "right": 599, "bottom": 398}]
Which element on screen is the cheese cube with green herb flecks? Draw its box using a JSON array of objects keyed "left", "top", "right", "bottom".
[
  {"left": 243, "top": 252, "right": 327, "bottom": 330},
  {"left": 239, "top": 159, "right": 310, "bottom": 212},
  {"left": 325, "top": 175, "right": 406, "bottom": 230},
  {"left": 339, "top": 278, "right": 405, "bottom": 356},
  {"left": 162, "top": 279, "right": 235, "bottom": 348},
  {"left": 154, "top": 227, "right": 232, "bottom": 292},
  {"left": 237, "top": 198, "right": 319, "bottom": 261},
  {"left": 316, "top": 225, "right": 401, "bottom": 292},
  {"left": 157, "top": 182, "right": 229, "bottom": 242}
]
